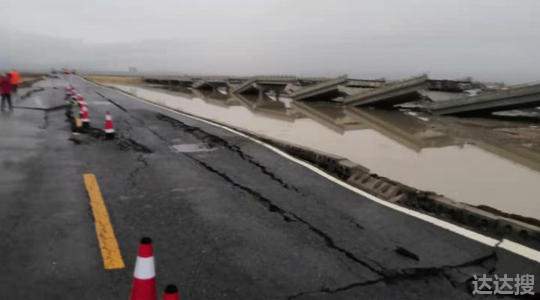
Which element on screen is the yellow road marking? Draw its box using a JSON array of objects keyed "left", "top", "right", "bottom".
[{"left": 83, "top": 173, "right": 125, "bottom": 270}]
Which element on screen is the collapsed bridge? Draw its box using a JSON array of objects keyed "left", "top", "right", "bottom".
[{"left": 142, "top": 74, "right": 540, "bottom": 117}]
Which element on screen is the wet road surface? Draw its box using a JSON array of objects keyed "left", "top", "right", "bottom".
[{"left": 0, "top": 76, "right": 538, "bottom": 299}]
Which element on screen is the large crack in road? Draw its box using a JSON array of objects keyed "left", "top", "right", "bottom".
[
  {"left": 287, "top": 252, "right": 498, "bottom": 299},
  {"left": 156, "top": 113, "right": 302, "bottom": 193},
  {"left": 126, "top": 153, "right": 150, "bottom": 189},
  {"left": 95, "top": 91, "right": 129, "bottom": 112},
  {"left": 149, "top": 112, "right": 506, "bottom": 298},
  {"left": 110, "top": 107, "right": 385, "bottom": 276},
  {"left": 186, "top": 152, "right": 499, "bottom": 299}
]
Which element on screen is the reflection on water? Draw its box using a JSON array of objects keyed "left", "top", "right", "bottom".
[
  {"left": 345, "top": 108, "right": 458, "bottom": 152},
  {"left": 112, "top": 84, "right": 540, "bottom": 219}
]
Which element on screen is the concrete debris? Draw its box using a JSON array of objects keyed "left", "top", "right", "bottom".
[
  {"left": 343, "top": 75, "right": 429, "bottom": 107},
  {"left": 429, "top": 82, "right": 540, "bottom": 116}
]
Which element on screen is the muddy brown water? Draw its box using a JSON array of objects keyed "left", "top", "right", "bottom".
[{"left": 110, "top": 84, "right": 540, "bottom": 220}]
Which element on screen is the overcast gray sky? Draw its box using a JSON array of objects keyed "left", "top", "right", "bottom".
[{"left": 1, "top": 0, "right": 539, "bottom": 83}]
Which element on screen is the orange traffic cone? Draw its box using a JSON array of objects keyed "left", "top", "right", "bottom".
[
  {"left": 104, "top": 111, "right": 115, "bottom": 139},
  {"left": 80, "top": 105, "right": 90, "bottom": 128},
  {"left": 162, "top": 285, "right": 180, "bottom": 300},
  {"left": 130, "top": 237, "right": 157, "bottom": 300}
]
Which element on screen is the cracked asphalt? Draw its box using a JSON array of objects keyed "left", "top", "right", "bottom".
[{"left": 0, "top": 75, "right": 538, "bottom": 299}]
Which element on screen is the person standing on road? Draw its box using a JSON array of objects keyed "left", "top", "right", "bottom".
[{"left": 1, "top": 73, "right": 14, "bottom": 112}]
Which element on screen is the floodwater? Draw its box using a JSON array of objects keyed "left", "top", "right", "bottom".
[{"left": 111, "top": 84, "right": 540, "bottom": 219}]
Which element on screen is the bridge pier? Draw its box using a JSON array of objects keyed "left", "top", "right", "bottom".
[{"left": 258, "top": 85, "right": 265, "bottom": 101}]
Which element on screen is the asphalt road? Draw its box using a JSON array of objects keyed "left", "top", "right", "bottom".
[{"left": 0, "top": 75, "right": 538, "bottom": 299}]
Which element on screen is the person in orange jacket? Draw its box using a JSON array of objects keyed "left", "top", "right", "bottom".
[{"left": 9, "top": 70, "right": 21, "bottom": 94}]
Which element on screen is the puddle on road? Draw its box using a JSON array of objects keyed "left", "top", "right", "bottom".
[{"left": 110, "top": 84, "right": 540, "bottom": 219}]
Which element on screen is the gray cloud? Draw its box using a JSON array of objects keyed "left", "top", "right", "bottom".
[{"left": 1, "top": 0, "right": 539, "bottom": 83}]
